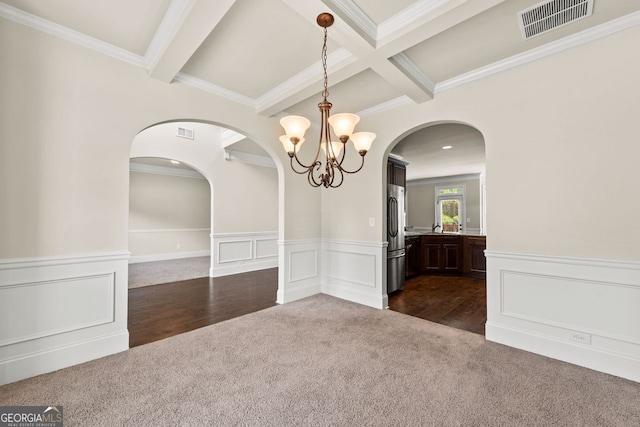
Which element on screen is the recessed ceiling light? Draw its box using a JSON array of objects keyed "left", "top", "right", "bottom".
[
  {"left": 442, "top": 145, "right": 452, "bottom": 150},
  {"left": 170, "top": 160, "right": 180, "bottom": 165}
]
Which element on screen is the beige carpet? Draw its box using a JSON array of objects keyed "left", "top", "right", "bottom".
[
  {"left": 128, "top": 256, "right": 210, "bottom": 288},
  {"left": 1, "top": 295, "right": 638, "bottom": 426}
]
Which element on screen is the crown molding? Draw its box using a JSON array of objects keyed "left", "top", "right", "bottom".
[
  {"left": 407, "top": 173, "right": 481, "bottom": 186},
  {"left": 389, "top": 52, "right": 435, "bottom": 93},
  {"left": 378, "top": 0, "right": 449, "bottom": 41},
  {"left": 255, "top": 47, "right": 355, "bottom": 113},
  {"left": 357, "top": 96, "right": 412, "bottom": 118},
  {"left": 142, "top": 0, "right": 196, "bottom": 69},
  {"left": 129, "top": 161, "right": 206, "bottom": 179},
  {"left": 0, "top": 2, "right": 145, "bottom": 67},
  {"left": 173, "top": 72, "right": 256, "bottom": 108},
  {"left": 220, "top": 129, "right": 246, "bottom": 148},
  {"left": 436, "top": 10, "right": 640, "bottom": 93},
  {"left": 328, "top": 0, "right": 378, "bottom": 42},
  {"left": 223, "top": 150, "right": 276, "bottom": 168}
]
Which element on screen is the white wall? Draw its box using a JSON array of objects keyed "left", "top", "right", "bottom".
[{"left": 129, "top": 169, "right": 211, "bottom": 260}]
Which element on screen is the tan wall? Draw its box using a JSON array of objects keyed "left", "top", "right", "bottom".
[
  {"left": 323, "top": 25, "right": 640, "bottom": 261},
  {"left": 0, "top": 18, "right": 317, "bottom": 259},
  {"left": 1, "top": 17, "right": 639, "bottom": 262}
]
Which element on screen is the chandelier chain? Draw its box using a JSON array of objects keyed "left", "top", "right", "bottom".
[{"left": 322, "top": 26, "right": 329, "bottom": 101}]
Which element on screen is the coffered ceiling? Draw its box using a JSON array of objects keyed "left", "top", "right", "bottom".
[{"left": 2, "top": 0, "right": 638, "bottom": 180}]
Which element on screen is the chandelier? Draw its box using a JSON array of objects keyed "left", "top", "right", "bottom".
[{"left": 279, "top": 13, "right": 376, "bottom": 188}]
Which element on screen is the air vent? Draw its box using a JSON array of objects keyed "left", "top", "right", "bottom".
[
  {"left": 518, "top": 0, "right": 594, "bottom": 39},
  {"left": 177, "top": 126, "right": 194, "bottom": 139}
]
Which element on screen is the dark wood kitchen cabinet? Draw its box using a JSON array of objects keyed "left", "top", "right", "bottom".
[
  {"left": 405, "top": 236, "right": 421, "bottom": 278},
  {"left": 420, "top": 235, "right": 461, "bottom": 274},
  {"left": 462, "top": 236, "right": 486, "bottom": 279},
  {"left": 387, "top": 158, "right": 407, "bottom": 187}
]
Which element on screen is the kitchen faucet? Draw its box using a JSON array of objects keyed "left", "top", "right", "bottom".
[{"left": 431, "top": 223, "right": 441, "bottom": 232}]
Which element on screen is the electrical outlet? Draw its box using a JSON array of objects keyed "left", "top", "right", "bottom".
[
  {"left": 569, "top": 331, "right": 591, "bottom": 345},
  {"left": 369, "top": 217, "right": 375, "bottom": 227},
  {"left": 177, "top": 243, "right": 182, "bottom": 250}
]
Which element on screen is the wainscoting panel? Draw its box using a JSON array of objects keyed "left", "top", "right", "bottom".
[
  {"left": 0, "top": 273, "right": 115, "bottom": 347},
  {"left": 217, "top": 240, "right": 252, "bottom": 263},
  {"left": 211, "top": 232, "right": 278, "bottom": 277},
  {"left": 277, "top": 239, "right": 321, "bottom": 304},
  {"left": 255, "top": 238, "right": 278, "bottom": 259},
  {"left": 321, "top": 239, "right": 387, "bottom": 309},
  {"left": 0, "top": 252, "right": 130, "bottom": 385},
  {"left": 485, "top": 251, "right": 640, "bottom": 383}
]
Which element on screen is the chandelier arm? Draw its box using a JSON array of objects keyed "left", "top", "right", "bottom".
[
  {"left": 329, "top": 162, "right": 345, "bottom": 188},
  {"left": 335, "top": 154, "right": 366, "bottom": 175},
  {"left": 309, "top": 162, "right": 324, "bottom": 187}
]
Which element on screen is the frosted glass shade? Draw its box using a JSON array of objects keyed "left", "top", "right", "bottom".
[
  {"left": 321, "top": 141, "right": 343, "bottom": 159},
  {"left": 279, "top": 135, "right": 304, "bottom": 153},
  {"left": 280, "top": 116, "right": 311, "bottom": 140},
  {"left": 350, "top": 132, "right": 376, "bottom": 153},
  {"left": 328, "top": 113, "right": 359, "bottom": 137}
]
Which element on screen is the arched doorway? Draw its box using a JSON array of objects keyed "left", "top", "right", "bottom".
[
  {"left": 384, "top": 122, "right": 487, "bottom": 335},
  {"left": 127, "top": 120, "right": 280, "bottom": 346}
]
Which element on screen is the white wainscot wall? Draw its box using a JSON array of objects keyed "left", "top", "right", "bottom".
[
  {"left": 321, "top": 239, "right": 388, "bottom": 309},
  {"left": 277, "top": 239, "right": 322, "bottom": 304},
  {"left": 485, "top": 251, "right": 640, "bottom": 383},
  {"left": 211, "top": 232, "right": 278, "bottom": 277},
  {"left": 0, "top": 252, "right": 130, "bottom": 385},
  {"left": 276, "top": 239, "right": 387, "bottom": 309}
]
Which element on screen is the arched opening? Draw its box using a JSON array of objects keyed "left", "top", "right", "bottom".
[
  {"left": 127, "top": 120, "right": 280, "bottom": 346},
  {"left": 384, "top": 122, "right": 487, "bottom": 335}
]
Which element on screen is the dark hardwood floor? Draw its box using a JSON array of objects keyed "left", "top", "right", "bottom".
[
  {"left": 129, "top": 267, "right": 485, "bottom": 348},
  {"left": 388, "top": 275, "right": 487, "bottom": 335},
  {"left": 128, "top": 268, "right": 278, "bottom": 347}
]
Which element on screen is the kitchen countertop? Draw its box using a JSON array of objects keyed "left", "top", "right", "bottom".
[{"left": 405, "top": 231, "right": 486, "bottom": 237}]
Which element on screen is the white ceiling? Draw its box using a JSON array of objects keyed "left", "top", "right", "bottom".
[{"left": 2, "top": 0, "right": 638, "bottom": 181}]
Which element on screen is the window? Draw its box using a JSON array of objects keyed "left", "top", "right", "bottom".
[{"left": 435, "top": 185, "right": 465, "bottom": 234}]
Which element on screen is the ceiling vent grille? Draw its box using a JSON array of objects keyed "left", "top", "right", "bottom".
[
  {"left": 177, "top": 126, "right": 194, "bottom": 140},
  {"left": 518, "top": 0, "right": 594, "bottom": 39}
]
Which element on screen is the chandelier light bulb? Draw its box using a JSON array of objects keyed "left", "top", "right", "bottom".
[
  {"left": 279, "top": 135, "right": 304, "bottom": 153},
  {"left": 279, "top": 116, "right": 311, "bottom": 140},
  {"left": 328, "top": 113, "right": 359, "bottom": 138},
  {"left": 321, "top": 141, "right": 344, "bottom": 159},
  {"left": 350, "top": 132, "right": 376, "bottom": 154}
]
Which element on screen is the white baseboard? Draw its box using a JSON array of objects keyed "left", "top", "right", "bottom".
[
  {"left": 0, "top": 252, "right": 130, "bottom": 385},
  {"left": 129, "top": 250, "right": 210, "bottom": 264},
  {"left": 209, "top": 258, "right": 278, "bottom": 277},
  {"left": 485, "top": 250, "right": 640, "bottom": 383},
  {"left": 0, "top": 331, "right": 129, "bottom": 386},
  {"left": 486, "top": 322, "right": 640, "bottom": 383}
]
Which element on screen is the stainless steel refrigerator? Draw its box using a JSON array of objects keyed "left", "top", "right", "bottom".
[{"left": 387, "top": 184, "right": 406, "bottom": 294}]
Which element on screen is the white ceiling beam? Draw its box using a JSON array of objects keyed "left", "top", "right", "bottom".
[
  {"left": 271, "top": 0, "right": 508, "bottom": 114},
  {"left": 147, "top": 0, "right": 236, "bottom": 83}
]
